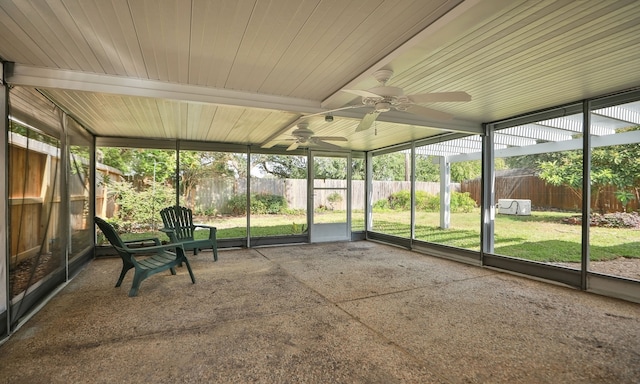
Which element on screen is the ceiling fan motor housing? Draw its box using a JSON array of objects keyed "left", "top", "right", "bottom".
[
  {"left": 292, "top": 123, "right": 314, "bottom": 142},
  {"left": 375, "top": 101, "right": 392, "bottom": 112}
]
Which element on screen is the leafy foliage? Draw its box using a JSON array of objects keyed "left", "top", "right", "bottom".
[
  {"left": 326, "top": 192, "right": 343, "bottom": 210},
  {"left": 226, "top": 193, "right": 289, "bottom": 215},
  {"left": 179, "top": 151, "right": 239, "bottom": 207},
  {"left": 374, "top": 190, "right": 476, "bottom": 213},
  {"left": 253, "top": 155, "right": 308, "bottom": 178},
  {"left": 508, "top": 127, "right": 640, "bottom": 212},
  {"left": 107, "top": 180, "right": 175, "bottom": 232},
  {"left": 450, "top": 192, "right": 477, "bottom": 213},
  {"left": 372, "top": 152, "right": 410, "bottom": 181}
]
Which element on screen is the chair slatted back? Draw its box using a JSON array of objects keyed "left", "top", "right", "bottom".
[
  {"left": 160, "top": 206, "right": 196, "bottom": 241},
  {"left": 95, "top": 217, "right": 125, "bottom": 247},
  {"left": 95, "top": 217, "right": 128, "bottom": 257}
]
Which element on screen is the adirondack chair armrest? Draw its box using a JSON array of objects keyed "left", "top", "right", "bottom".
[
  {"left": 194, "top": 224, "right": 217, "bottom": 239},
  {"left": 159, "top": 228, "right": 179, "bottom": 242},
  {"left": 123, "top": 237, "right": 162, "bottom": 246},
  {"left": 123, "top": 242, "right": 185, "bottom": 255}
]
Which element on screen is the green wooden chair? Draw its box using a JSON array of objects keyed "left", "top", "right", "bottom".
[
  {"left": 160, "top": 206, "right": 219, "bottom": 261},
  {"left": 95, "top": 217, "right": 195, "bottom": 297}
]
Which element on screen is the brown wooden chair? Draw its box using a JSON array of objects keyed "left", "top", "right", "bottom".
[
  {"left": 95, "top": 217, "right": 195, "bottom": 297},
  {"left": 159, "top": 206, "right": 218, "bottom": 261}
]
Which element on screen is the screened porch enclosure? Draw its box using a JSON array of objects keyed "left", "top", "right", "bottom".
[
  {"left": 3, "top": 85, "right": 640, "bottom": 341},
  {"left": 1, "top": 0, "right": 640, "bottom": 350}
]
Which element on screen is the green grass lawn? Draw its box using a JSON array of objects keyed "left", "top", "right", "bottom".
[{"left": 113, "top": 209, "right": 640, "bottom": 263}]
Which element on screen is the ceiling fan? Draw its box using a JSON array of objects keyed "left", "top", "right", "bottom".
[
  {"left": 269, "top": 122, "right": 347, "bottom": 151},
  {"left": 340, "top": 69, "right": 471, "bottom": 132}
]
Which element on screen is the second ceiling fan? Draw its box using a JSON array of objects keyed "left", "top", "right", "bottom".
[
  {"left": 283, "top": 122, "right": 347, "bottom": 151},
  {"left": 340, "top": 69, "right": 471, "bottom": 132}
]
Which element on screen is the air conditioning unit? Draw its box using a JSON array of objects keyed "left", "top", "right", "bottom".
[{"left": 498, "top": 199, "right": 531, "bottom": 215}]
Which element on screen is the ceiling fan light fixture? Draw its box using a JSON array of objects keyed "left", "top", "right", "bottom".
[{"left": 375, "top": 101, "right": 391, "bottom": 112}]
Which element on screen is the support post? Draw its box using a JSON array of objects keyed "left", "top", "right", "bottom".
[
  {"left": 246, "top": 147, "right": 251, "bottom": 248},
  {"left": 365, "top": 152, "right": 373, "bottom": 234},
  {"left": 581, "top": 101, "right": 591, "bottom": 291},
  {"left": 175, "top": 140, "right": 181, "bottom": 206},
  {"left": 1, "top": 61, "right": 10, "bottom": 334},
  {"left": 59, "top": 112, "right": 70, "bottom": 281},
  {"left": 481, "top": 123, "right": 495, "bottom": 256},
  {"left": 439, "top": 156, "right": 451, "bottom": 229},
  {"left": 410, "top": 143, "right": 416, "bottom": 240}
]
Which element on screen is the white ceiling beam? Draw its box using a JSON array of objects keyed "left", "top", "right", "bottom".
[
  {"left": 448, "top": 129, "right": 640, "bottom": 162},
  {"left": 500, "top": 125, "right": 573, "bottom": 142},
  {"left": 538, "top": 117, "right": 615, "bottom": 136},
  {"left": 8, "top": 64, "right": 321, "bottom": 114},
  {"left": 493, "top": 133, "right": 537, "bottom": 147},
  {"left": 594, "top": 106, "right": 640, "bottom": 125},
  {"left": 9, "top": 64, "right": 483, "bottom": 135}
]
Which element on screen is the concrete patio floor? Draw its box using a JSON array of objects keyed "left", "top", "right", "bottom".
[{"left": 1, "top": 241, "right": 639, "bottom": 383}]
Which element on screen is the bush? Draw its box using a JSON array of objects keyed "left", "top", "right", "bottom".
[
  {"left": 108, "top": 180, "right": 175, "bottom": 232},
  {"left": 451, "top": 191, "right": 477, "bottom": 213},
  {"left": 375, "top": 190, "right": 477, "bottom": 212},
  {"left": 226, "top": 194, "right": 247, "bottom": 215},
  {"left": 373, "top": 198, "right": 390, "bottom": 210},
  {"left": 388, "top": 190, "right": 411, "bottom": 210},
  {"left": 193, "top": 206, "right": 217, "bottom": 217},
  {"left": 327, "top": 192, "right": 343, "bottom": 210},
  {"left": 415, "top": 190, "right": 439, "bottom": 211},
  {"left": 226, "top": 193, "right": 288, "bottom": 215}
]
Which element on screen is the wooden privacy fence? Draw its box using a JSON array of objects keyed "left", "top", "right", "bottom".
[
  {"left": 461, "top": 174, "right": 639, "bottom": 213},
  {"left": 194, "top": 178, "right": 460, "bottom": 214},
  {"left": 9, "top": 133, "right": 122, "bottom": 266}
]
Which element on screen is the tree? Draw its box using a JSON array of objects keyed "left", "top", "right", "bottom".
[
  {"left": 98, "top": 147, "right": 175, "bottom": 187},
  {"left": 536, "top": 129, "right": 640, "bottom": 212},
  {"left": 537, "top": 151, "right": 584, "bottom": 201},
  {"left": 371, "top": 153, "right": 407, "bottom": 181},
  {"left": 415, "top": 155, "right": 439, "bottom": 182},
  {"left": 180, "top": 151, "right": 236, "bottom": 206},
  {"left": 253, "top": 155, "right": 308, "bottom": 178}
]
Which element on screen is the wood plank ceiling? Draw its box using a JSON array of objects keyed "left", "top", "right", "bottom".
[{"left": 1, "top": 0, "right": 640, "bottom": 152}]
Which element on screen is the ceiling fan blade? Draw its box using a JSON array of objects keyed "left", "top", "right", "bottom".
[
  {"left": 287, "top": 141, "right": 300, "bottom": 151},
  {"left": 404, "top": 105, "right": 453, "bottom": 121},
  {"left": 313, "top": 136, "right": 348, "bottom": 142},
  {"left": 262, "top": 138, "right": 296, "bottom": 149},
  {"left": 356, "top": 111, "right": 380, "bottom": 132},
  {"left": 408, "top": 91, "right": 471, "bottom": 103},
  {"left": 312, "top": 140, "right": 343, "bottom": 150},
  {"left": 342, "top": 89, "right": 383, "bottom": 98},
  {"left": 260, "top": 141, "right": 278, "bottom": 149}
]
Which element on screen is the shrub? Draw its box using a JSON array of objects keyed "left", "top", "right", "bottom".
[
  {"left": 108, "top": 180, "right": 175, "bottom": 232},
  {"left": 415, "top": 190, "right": 439, "bottom": 211},
  {"left": 226, "top": 194, "right": 247, "bottom": 215},
  {"left": 326, "top": 192, "right": 343, "bottom": 210},
  {"left": 451, "top": 191, "right": 477, "bottom": 213},
  {"left": 373, "top": 199, "right": 390, "bottom": 210},
  {"left": 225, "top": 193, "right": 288, "bottom": 215},
  {"left": 194, "top": 206, "right": 217, "bottom": 217},
  {"left": 376, "top": 190, "right": 477, "bottom": 212}
]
